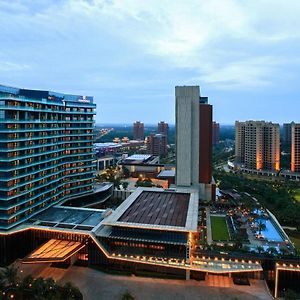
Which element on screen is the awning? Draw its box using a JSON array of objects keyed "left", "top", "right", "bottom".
[{"left": 22, "top": 239, "right": 85, "bottom": 263}]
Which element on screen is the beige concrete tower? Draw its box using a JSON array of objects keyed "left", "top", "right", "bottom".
[
  {"left": 175, "top": 86, "right": 200, "bottom": 186},
  {"left": 175, "top": 86, "right": 213, "bottom": 201}
]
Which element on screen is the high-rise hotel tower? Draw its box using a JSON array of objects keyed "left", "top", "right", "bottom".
[
  {"left": 235, "top": 121, "right": 280, "bottom": 172},
  {"left": 175, "top": 86, "right": 214, "bottom": 201},
  {"left": 0, "top": 85, "right": 96, "bottom": 230}
]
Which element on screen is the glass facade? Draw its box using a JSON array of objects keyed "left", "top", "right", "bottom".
[{"left": 0, "top": 85, "right": 96, "bottom": 230}]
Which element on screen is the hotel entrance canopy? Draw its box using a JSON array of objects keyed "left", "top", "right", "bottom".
[
  {"left": 22, "top": 239, "right": 85, "bottom": 263},
  {"left": 191, "top": 258, "right": 263, "bottom": 274}
]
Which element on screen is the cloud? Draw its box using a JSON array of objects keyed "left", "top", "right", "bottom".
[
  {"left": 0, "top": 61, "right": 30, "bottom": 72},
  {"left": 0, "top": 0, "right": 300, "bottom": 123},
  {"left": 53, "top": 0, "right": 299, "bottom": 90},
  {"left": 194, "top": 56, "right": 298, "bottom": 90}
]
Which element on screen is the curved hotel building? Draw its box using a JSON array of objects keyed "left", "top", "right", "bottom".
[
  {"left": 0, "top": 85, "right": 96, "bottom": 230},
  {"left": 0, "top": 85, "right": 297, "bottom": 299}
]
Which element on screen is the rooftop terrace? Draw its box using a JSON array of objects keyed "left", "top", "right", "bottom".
[
  {"left": 118, "top": 191, "right": 189, "bottom": 227},
  {"left": 102, "top": 187, "right": 199, "bottom": 232}
]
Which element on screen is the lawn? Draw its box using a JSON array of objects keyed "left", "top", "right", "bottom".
[
  {"left": 294, "top": 189, "right": 300, "bottom": 202},
  {"left": 211, "top": 216, "right": 230, "bottom": 241}
]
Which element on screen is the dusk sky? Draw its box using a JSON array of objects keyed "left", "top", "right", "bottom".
[{"left": 1, "top": 0, "right": 300, "bottom": 124}]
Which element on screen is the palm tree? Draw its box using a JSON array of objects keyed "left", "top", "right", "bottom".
[
  {"left": 257, "top": 245, "right": 264, "bottom": 254},
  {"left": 122, "top": 182, "right": 129, "bottom": 190},
  {"left": 268, "top": 247, "right": 278, "bottom": 256},
  {"left": 257, "top": 220, "right": 266, "bottom": 235},
  {"left": 2, "top": 265, "right": 19, "bottom": 287}
]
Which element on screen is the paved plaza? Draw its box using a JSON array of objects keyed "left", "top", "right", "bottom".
[{"left": 16, "top": 262, "right": 272, "bottom": 300}]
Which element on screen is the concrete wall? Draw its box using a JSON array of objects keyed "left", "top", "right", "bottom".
[{"left": 175, "top": 86, "right": 199, "bottom": 187}]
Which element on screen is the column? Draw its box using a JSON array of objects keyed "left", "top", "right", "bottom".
[
  {"left": 186, "top": 270, "right": 190, "bottom": 280},
  {"left": 274, "top": 268, "right": 279, "bottom": 299}
]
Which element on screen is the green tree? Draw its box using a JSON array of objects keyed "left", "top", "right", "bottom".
[
  {"left": 95, "top": 174, "right": 102, "bottom": 182},
  {"left": 2, "top": 265, "right": 19, "bottom": 287},
  {"left": 257, "top": 245, "right": 264, "bottom": 254},
  {"left": 268, "top": 247, "right": 278, "bottom": 256},
  {"left": 31, "top": 277, "right": 47, "bottom": 299},
  {"left": 121, "top": 290, "right": 135, "bottom": 300},
  {"left": 122, "top": 167, "right": 130, "bottom": 178},
  {"left": 0, "top": 270, "right": 6, "bottom": 295},
  {"left": 61, "top": 282, "right": 83, "bottom": 300},
  {"left": 122, "top": 182, "right": 129, "bottom": 190},
  {"left": 257, "top": 221, "right": 266, "bottom": 235},
  {"left": 285, "top": 289, "right": 297, "bottom": 300}
]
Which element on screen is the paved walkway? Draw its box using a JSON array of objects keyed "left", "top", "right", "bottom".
[
  {"left": 206, "top": 207, "right": 213, "bottom": 245},
  {"left": 16, "top": 263, "right": 272, "bottom": 300}
]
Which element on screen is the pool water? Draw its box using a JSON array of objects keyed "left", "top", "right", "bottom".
[{"left": 256, "top": 219, "right": 283, "bottom": 242}]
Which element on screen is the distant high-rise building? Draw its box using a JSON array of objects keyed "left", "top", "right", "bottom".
[
  {"left": 0, "top": 85, "right": 96, "bottom": 230},
  {"left": 291, "top": 123, "right": 300, "bottom": 173},
  {"left": 148, "top": 133, "right": 167, "bottom": 156},
  {"left": 212, "top": 122, "right": 220, "bottom": 146},
  {"left": 175, "top": 86, "right": 213, "bottom": 201},
  {"left": 235, "top": 121, "right": 280, "bottom": 172},
  {"left": 283, "top": 123, "right": 292, "bottom": 147},
  {"left": 133, "top": 121, "right": 144, "bottom": 140},
  {"left": 157, "top": 121, "right": 169, "bottom": 141}
]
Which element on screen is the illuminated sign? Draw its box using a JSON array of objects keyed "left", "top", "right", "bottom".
[{"left": 78, "top": 96, "right": 91, "bottom": 103}]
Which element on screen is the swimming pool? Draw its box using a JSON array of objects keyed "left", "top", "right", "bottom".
[{"left": 256, "top": 219, "right": 283, "bottom": 242}]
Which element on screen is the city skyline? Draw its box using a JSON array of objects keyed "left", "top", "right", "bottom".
[{"left": 0, "top": 1, "right": 300, "bottom": 124}]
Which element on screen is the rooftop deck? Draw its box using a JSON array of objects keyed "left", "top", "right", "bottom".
[{"left": 102, "top": 187, "right": 199, "bottom": 232}]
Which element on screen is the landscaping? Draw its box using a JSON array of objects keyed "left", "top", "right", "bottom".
[
  {"left": 0, "top": 265, "right": 82, "bottom": 300},
  {"left": 214, "top": 170, "right": 300, "bottom": 228},
  {"left": 293, "top": 188, "right": 300, "bottom": 203},
  {"left": 290, "top": 236, "right": 300, "bottom": 252},
  {"left": 287, "top": 230, "right": 300, "bottom": 253},
  {"left": 211, "top": 216, "right": 230, "bottom": 241}
]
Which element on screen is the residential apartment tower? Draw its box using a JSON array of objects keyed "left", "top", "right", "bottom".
[
  {"left": 291, "top": 123, "right": 300, "bottom": 173},
  {"left": 235, "top": 121, "right": 280, "bottom": 172},
  {"left": 133, "top": 121, "right": 144, "bottom": 141}
]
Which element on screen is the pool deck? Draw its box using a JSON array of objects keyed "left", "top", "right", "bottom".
[{"left": 255, "top": 219, "right": 283, "bottom": 243}]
